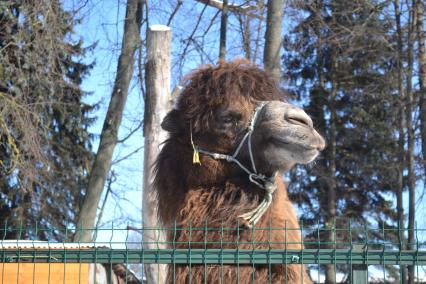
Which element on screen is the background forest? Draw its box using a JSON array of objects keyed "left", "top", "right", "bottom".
[{"left": 0, "top": 0, "right": 425, "bottom": 282}]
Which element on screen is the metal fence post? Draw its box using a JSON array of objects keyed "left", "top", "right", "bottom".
[{"left": 351, "top": 244, "right": 367, "bottom": 284}]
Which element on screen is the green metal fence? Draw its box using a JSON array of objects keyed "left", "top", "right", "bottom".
[{"left": 0, "top": 222, "right": 425, "bottom": 283}]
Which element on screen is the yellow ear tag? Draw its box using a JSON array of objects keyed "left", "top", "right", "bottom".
[
  {"left": 190, "top": 123, "right": 201, "bottom": 165},
  {"left": 193, "top": 148, "right": 201, "bottom": 165}
]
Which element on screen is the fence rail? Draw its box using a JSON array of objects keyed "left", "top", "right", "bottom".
[{"left": 1, "top": 247, "right": 425, "bottom": 265}]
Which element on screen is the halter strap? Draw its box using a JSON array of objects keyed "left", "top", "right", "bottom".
[
  {"left": 193, "top": 102, "right": 277, "bottom": 227},
  {"left": 196, "top": 102, "right": 269, "bottom": 187}
]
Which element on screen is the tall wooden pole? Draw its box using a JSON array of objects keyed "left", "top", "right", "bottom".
[{"left": 143, "top": 25, "right": 171, "bottom": 284}]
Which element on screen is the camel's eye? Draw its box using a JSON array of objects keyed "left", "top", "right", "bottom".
[
  {"left": 215, "top": 107, "right": 243, "bottom": 131},
  {"left": 218, "top": 112, "right": 241, "bottom": 127},
  {"left": 222, "top": 116, "right": 236, "bottom": 123}
]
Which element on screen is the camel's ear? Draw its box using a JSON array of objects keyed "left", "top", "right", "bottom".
[{"left": 161, "top": 109, "right": 183, "bottom": 134}]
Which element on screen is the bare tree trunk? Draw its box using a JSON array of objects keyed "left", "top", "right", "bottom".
[
  {"left": 394, "top": 0, "right": 408, "bottom": 282},
  {"left": 415, "top": 0, "right": 426, "bottom": 177},
  {"left": 219, "top": 0, "right": 228, "bottom": 59},
  {"left": 406, "top": 3, "right": 416, "bottom": 283},
  {"left": 325, "top": 57, "right": 338, "bottom": 284},
  {"left": 74, "top": 0, "right": 144, "bottom": 242},
  {"left": 263, "top": 0, "right": 283, "bottom": 82},
  {"left": 143, "top": 25, "right": 171, "bottom": 284},
  {"left": 310, "top": 2, "right": 337, "bottom": 281},
  {"left": 238, "top": 13, "right": 251, "bottom": 60},
  {"left": 253, "top": 1, "right": 265, "bottom": 62}
]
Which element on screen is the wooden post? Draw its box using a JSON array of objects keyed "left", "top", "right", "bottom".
[{"left": 143, "top": 25, "right": 171, "bottom": 284}]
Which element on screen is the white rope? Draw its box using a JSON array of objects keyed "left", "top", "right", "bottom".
[{"left": 195, "top": 102, "right": 277, "bottom": 227}]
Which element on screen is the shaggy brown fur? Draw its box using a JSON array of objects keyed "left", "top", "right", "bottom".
[{"left": 154, "top": 59, "right": 312, "bottom": 283}]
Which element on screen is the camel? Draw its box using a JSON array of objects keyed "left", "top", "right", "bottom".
[{"left": 154, "top": 59, "right": 325, "bottom": 283}]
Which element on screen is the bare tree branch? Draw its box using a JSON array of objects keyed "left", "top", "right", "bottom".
[
  {"left": 167, "top": 0, "right": 183, "bottom": 26},
  {"left": 117, "top": 119, "right": 144, "bottom": 143},
  {"left": 112, "top": 146, "right": 144, "bottom": 165},
  {"left": 179, "top": 3, "right": 209, "bottom": 67},
  {"left": 195, "top": 0, "right": 256, "bottom": 12},
  {"left": 194, "top": 0, "right": 263, "bottom": 19}
]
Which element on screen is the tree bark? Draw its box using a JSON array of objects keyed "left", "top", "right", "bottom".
[
  {"left": 324, "top": 56, "right": 338, "bottom": 284},
  {"left": 309, "top": 2, "right": 336, "bottom": 281},
  {"left": 253, "top": 1, "right": 266, "bottom": 62},
  {"left": 219, "top": 0, "right": 228, "bottom": 59},
  {"left": 393, "top": 0, "right": 408, "bottom": 282},
  {"left": 415, "top": 0, "right": 426, "bottom": 177},
  {"left": 142, "top": 25, "right": 172, "bottom": 284},
  {"left": 74, "top": 0, "right": 144, "bottom": 242},
  {"left": 238, "top": 13, "right": 251, "bottom": 60},
  {"left": 406, "top": 3, "right": 416, "bottom": 283},
  {"left": 264, "top": 0, "right": 283, "bottom": 82}
]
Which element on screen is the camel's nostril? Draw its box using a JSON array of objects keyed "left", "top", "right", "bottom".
[
  {"left": 288, "top": 116, "right": 309, "bottom": 126},
  {"left": 286, "top": 109, "right": 313, "bottom": 128},
  {"left": 316, "top": 143, "right": 325, "bottom": 151},
  {"left": 316, "top": 136, "right": 326, "bottom": 151}
]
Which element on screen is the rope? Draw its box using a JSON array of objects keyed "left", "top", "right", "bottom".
[{"left": 194, "top": 102, "right": 277, "bottom": 227}]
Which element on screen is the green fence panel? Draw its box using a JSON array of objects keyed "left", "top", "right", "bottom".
[{"left": 0, "top": 222, "right": 425, "bottom": 283}]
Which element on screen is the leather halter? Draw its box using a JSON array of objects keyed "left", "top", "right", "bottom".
[{"left": 193, "top": 102, "right": 277, "bottom": 227}]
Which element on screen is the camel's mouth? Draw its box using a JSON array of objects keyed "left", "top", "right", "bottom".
[
  {"left": 270, "top": 134, "right": 324, "bottom": 151},
  {"left": 265, "top": 135, "right": 323, "bottom": 166},
  {"left": 270, "top": 137, "right": 319, "bottom": 151}
]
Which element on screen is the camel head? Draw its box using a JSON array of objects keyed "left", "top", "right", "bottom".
[
  {"left": 248, "top": 100, "right": 325, "bottom": 174},
  {"left": 162, "top": 60, "right": 325, "bottom": 179}
]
